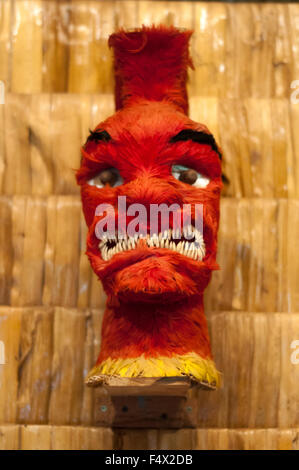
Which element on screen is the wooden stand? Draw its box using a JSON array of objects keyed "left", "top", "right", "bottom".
[{"left": 89, "top": 376, "right": 215, "bottom": 428}]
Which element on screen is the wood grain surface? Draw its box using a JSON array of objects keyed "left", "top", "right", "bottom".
[{"left": 0, "top": 0, "right": 298, "bottom": 450}]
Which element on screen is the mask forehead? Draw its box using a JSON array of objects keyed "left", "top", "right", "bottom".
[{"left": 81, "top": 101, "right": 221, "bottom": 178}]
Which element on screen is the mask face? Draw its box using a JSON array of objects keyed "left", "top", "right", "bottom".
[
  {"left": 77, "top": 101, "right": 222, "bottom": 303},
  {"left": 76, "top": 26, "right": 222, "bottom": 388}
]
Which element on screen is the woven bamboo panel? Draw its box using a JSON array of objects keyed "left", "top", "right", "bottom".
[
  {"left": 1, "top": 2, "right": 299, "bottom": 99},
  {"left": 0, "top": 425, "right": 298, "bottom": 450},
  {"left": 1, "top": 0, "right": 299, "bottom": 451},
  {"left": 0, "top": 196, "right": 298, "bottom": 312},
  {"left": 0, "top": 307, "right": 298, "bottom": 428},
  {"left": 1, "top": 94, "right": 299, "bottom": 197}
]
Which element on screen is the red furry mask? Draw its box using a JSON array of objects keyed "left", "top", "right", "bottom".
[{"left": 77, "top": 26, "right": 222, "bottom": 388}]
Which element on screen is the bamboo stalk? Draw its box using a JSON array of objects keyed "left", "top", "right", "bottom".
[
  {"left": 274, "top": 4, "right": 291, "bottom": 99},
  {"left": 0, "top": 307, "right": 21, "bottom": 423},
  {"left": 17, "top": 307, "right": 53, "bottom": 423},
  {"left": 0, "top": 196, "right": 12, "bottom": 304},
  {"left": 289, "top": 102, "right": 299, "bottom": 198},
  {"left": 11, "top": 196, "right": 47, "bottom": 306},
  {"left": 67, "top": 1, "right": 115, "bottom": 93},
  {"left": 3, "top": 94, "right": 32, "bottom": 194},
  {"left": 0, "top": 0, "right": 11, "bottom": 91},
  {"left": 42, "top": 0, "right": 70, "bottom": 92},
  {"left": 286, "top": 200, "right": 299, "bottom": 313},
  {"left": 80, "top": 308, "right": 103, "bottom": 425},
  {"left": 29, "top": 94, "right": 53, "bottom": 194},
  {"left": 48, "top": 307, "right": 87, "bottom": 424},
  {"left": 50, "top": 94, "right": 82, "bottom": 194},
  {"left": 115, "top": 0, "right": 139, "bottom": 29},
  {"left": 11, "top": 0, "right": 43, "bottom": 93},
  {"left": 42, "top": 196, "right": 81, "bottom": 307},
  {"left": 0, "top": 425, "right": 19, "bottom": 450}
]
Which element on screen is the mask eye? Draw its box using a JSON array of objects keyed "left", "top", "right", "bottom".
[
  {"left": 87, "top": 168, "right": 123, "bottom": 188},
  {"left": 172, "top": 165, "right": 210, "bottom": 188}
]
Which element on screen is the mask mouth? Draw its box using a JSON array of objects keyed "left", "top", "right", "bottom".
[{"left": 97, "top": 224, "right": 206, "bottom": 262}]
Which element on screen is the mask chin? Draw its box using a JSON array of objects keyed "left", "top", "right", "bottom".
[{"left": 102, "top": 256, "right": 201, "bottom": 304}]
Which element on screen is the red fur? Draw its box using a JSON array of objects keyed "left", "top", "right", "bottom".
[
  {"left": 76, "top": 27, "right": 222, "bottom": 366},
  {"left": 108, "top": 26, "right": 194, "bottom": 114}
]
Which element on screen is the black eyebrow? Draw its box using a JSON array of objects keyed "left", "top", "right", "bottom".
[
  {"left": 86, "top": 129, "right": 111, "bottom": 144},
  {"left": 170, "top": 129, "right": 222, "bottom": 160}
]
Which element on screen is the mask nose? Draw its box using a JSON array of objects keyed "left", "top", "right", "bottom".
[{"left": 120, "top": 175, "right": 183, "bottom": 208}]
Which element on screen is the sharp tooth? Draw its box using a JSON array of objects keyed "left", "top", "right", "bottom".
[
  {"left": 170, "top": 241, "right": 175, "bottom": 250},
  {"left": 148, "top": 238, "right": 153, "bottom": 247},
  {"left": 160, "top": 239, "right": 165, "bottom": 248},
  {"left": 159, "top": 232, "right": 162, "bottom": 240},
  {"left": 168, "top": 228, "right": 172, "bottom": 239},
  {"left": 177, "top": 241, "right": 182, "bottom": 253},
  {"left": 131, "top": 239, "right": 136, "bottom": 248},
  {"left": 165, "top": 239, "right": 169, "bottom": 248}
]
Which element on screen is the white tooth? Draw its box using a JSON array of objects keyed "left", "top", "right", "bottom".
[
  {"left": 170, "top": 241, "right": 175, "bottom": 250},
  {"left": 165, "top": 239, "right": 169, "bottom": 248},
  {"left": 159, "top": 232, "right": 162, "bottom": 240},
  {"left": 148, "top": 238, "right": 153, "bottom": 247},
  {"left": 160, "top": 239, "right": 165, "bottom": 248},
  {"left": 177, "top": 241, "right": 182, "bottom": 253},
  {"left": 168, "top": 228, "right": 172, "bottom": 239},
  {"left": 131, "top": 239, "right": 136, "bottom": 248},
  {"left": 163, "top": 230, "right": 167, "bottom": 239}
]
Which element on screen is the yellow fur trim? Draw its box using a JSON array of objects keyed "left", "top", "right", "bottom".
[{"left": 86, "top": 352, "right": 220, "bottom": 388}]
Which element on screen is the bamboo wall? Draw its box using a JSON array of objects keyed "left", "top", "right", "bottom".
[{"left": 0, "top": 0, "right": 299, "bottom": 450}]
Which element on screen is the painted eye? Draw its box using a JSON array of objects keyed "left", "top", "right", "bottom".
[
  {"left": 87, "top": 168, "right": 123, "bottom": 188},
  {"left": 172, "top": 165, "right": 210, "bottom": 188}
]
